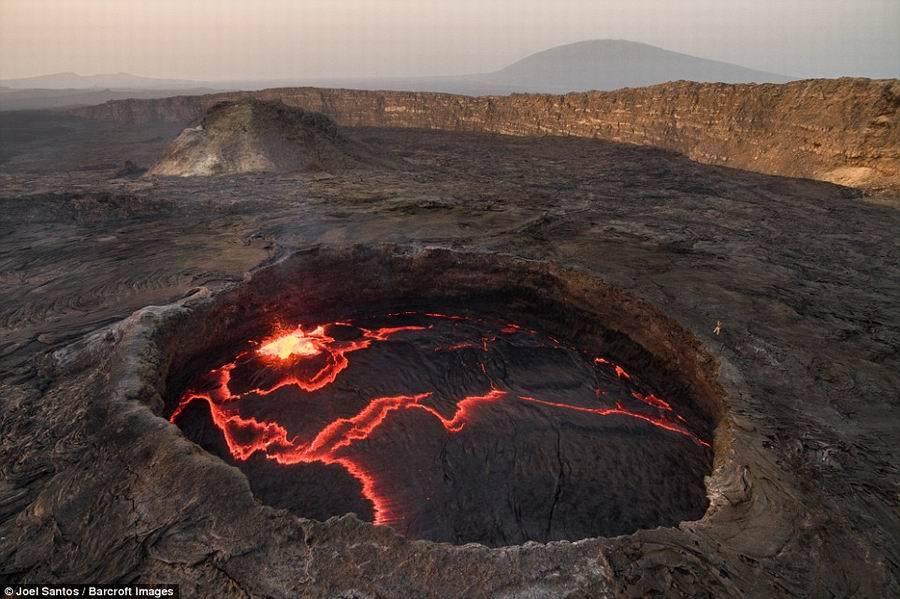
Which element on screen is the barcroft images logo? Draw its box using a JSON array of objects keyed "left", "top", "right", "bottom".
[{"left": 4, "top": 586, "right": 177, "bottom": 597}]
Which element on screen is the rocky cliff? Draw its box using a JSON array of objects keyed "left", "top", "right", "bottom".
[{"left": 72, "top": 78, "right": 900, "bottom": 192}]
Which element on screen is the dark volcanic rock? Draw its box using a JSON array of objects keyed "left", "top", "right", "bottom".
[{"left": 114, "top": 160, "right": 147, "bottom": 178}]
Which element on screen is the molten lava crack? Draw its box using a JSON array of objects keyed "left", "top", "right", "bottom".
[{"left": 170, "top": 312, "right": 710, "bottom": 527}]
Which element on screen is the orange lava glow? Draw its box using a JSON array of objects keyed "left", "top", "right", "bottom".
[
  {"left": 517, "top": 396, "right": 709, "bottom": 448},
  {"left": 246, "top": 323, "right": 426, "bottom": 395},
  {"left": 258, "top": 326, "right": 327, "bottom": 360},
  {"left": 170, "top": 313, "right": 711, "bottom": 527}
]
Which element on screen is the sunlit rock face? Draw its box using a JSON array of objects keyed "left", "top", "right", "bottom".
[{"left": 147, "top": 98, "right": 382, "bottom": 177}]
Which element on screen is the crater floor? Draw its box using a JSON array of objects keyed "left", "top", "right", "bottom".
[{"left": 0, "top": 118, "right": 897, "bottom": 597}]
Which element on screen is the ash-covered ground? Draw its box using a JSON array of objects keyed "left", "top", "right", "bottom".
[{"left": 0, "top": 112, "right": 898, "bottom": 597}]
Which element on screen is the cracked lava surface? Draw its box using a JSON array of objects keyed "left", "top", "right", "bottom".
[{"left": 170, "top": 310, "right": 712, "bottom": 545}]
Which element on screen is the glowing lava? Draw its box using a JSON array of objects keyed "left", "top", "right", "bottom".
[
  {"left": 258, "top": 326, "right": 326, "bottom": 360},
  {"left": 518, "top": 396, "right": 708, "bottom": 448},
  {"left": 170, "top": 312, "right": 711, "bottom": 529}
]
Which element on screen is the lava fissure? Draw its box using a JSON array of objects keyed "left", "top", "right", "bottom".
[{"left": 170, "top": 311, "right": 711, "bottom": 534}]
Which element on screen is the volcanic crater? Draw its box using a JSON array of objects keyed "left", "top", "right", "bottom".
[{"left": 161, "top": 247, "right": 721, "bottom": 546}]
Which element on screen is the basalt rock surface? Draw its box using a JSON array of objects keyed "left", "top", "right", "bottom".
[{"left": 72, "top": 78, "right": 900, "bottom": 192}]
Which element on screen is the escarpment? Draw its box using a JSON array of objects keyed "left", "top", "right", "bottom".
[{"left": 72, "top": 78, "right": 899, "bottom": 192}]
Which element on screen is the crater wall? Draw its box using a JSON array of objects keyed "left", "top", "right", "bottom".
[{"left": 71, "top": 78, "right": 899, "bottom": 192}]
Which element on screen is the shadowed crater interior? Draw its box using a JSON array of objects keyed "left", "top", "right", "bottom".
[{"left": 163, "top": 247, "right": 720, "bottom": 547}]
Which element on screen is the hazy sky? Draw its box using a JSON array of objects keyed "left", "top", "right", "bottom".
[{"left": 1, "top": 0, "right": 898, "bottom": 80}]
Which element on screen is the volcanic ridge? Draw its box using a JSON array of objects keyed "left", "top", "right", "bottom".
[{"left": 148, "top": 98, "right": 381, "bottom": 176}]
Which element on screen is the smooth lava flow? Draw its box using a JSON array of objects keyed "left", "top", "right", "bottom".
[{"left": 170, "top": 311, "right": 713, "bottom": 546}]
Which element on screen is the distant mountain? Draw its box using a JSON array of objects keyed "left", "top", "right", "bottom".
[
  {"left": 0, "top": 87, "right": 218, "bottom": 111},
  {"left": 0, "top": 72, "right": 209, "bottom": 90},
  {"left": 481, "top": 40, "right": 791, "bottom": 92},
  {"left": 305, "top": 40, "right": 792, "bottom": 95}
]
